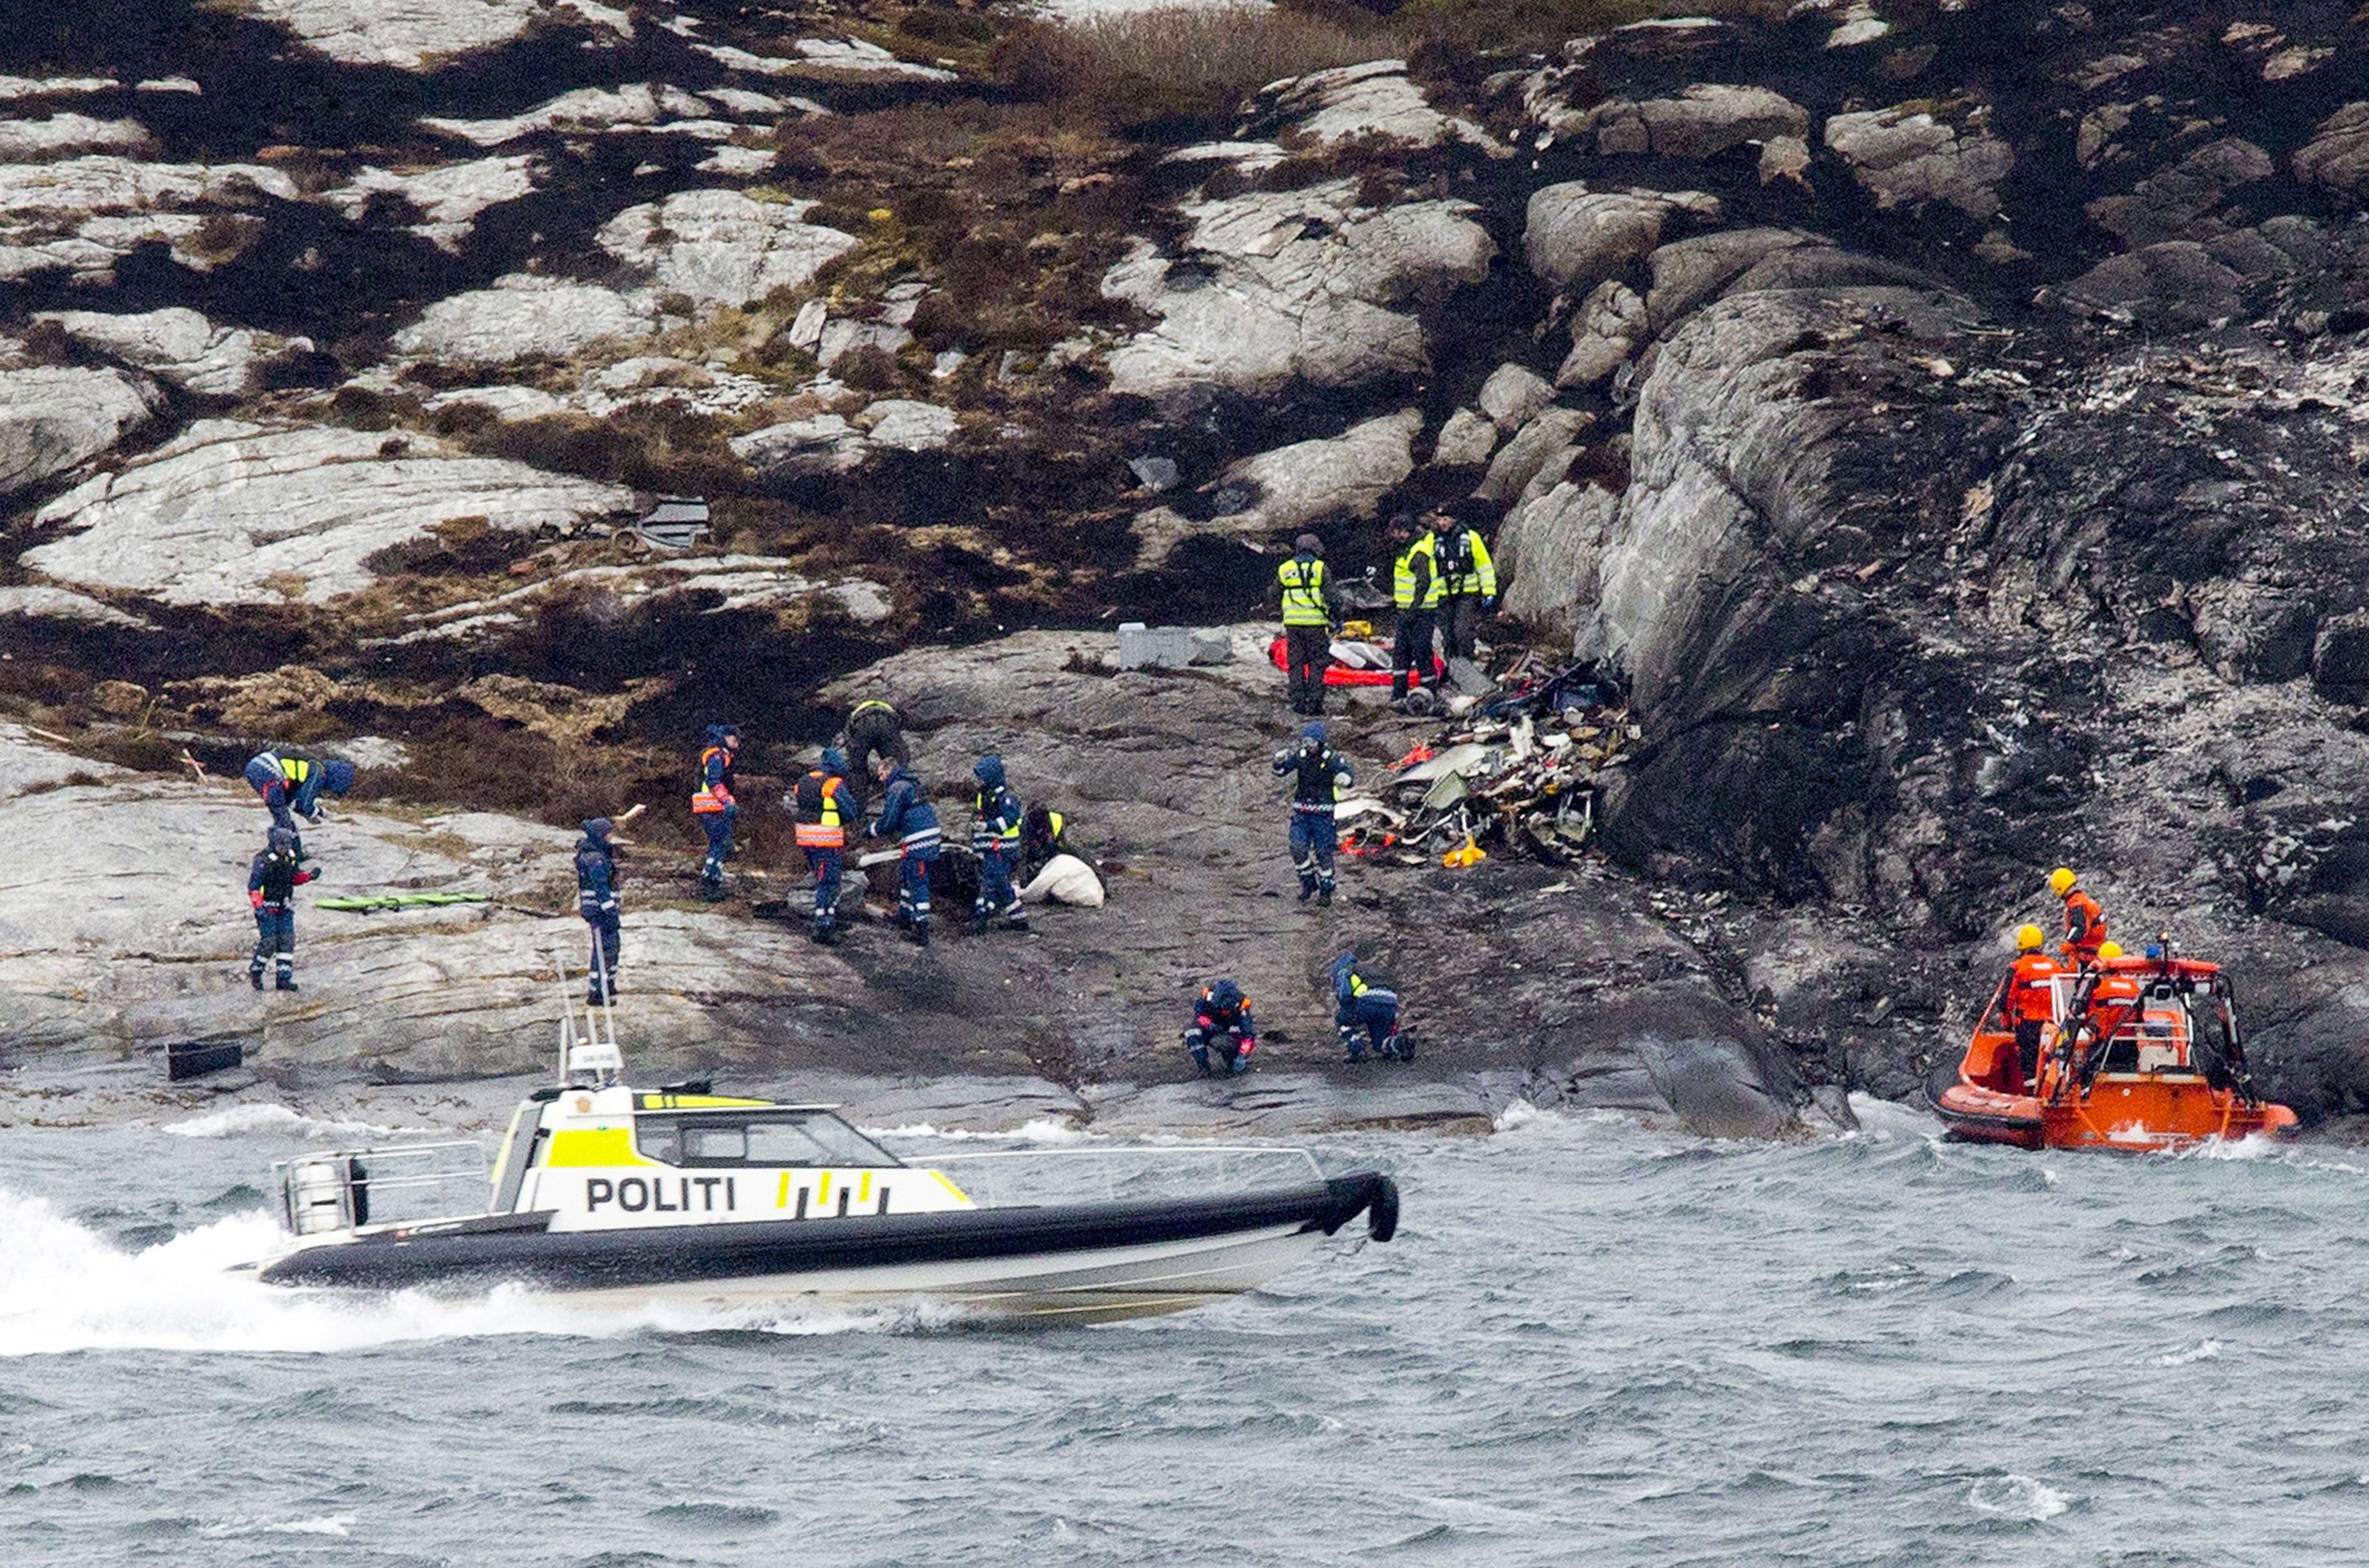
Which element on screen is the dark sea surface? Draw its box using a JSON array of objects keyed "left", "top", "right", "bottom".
[{"left": 4, "top": 1099, "right": 2365, "bottom": 1566}]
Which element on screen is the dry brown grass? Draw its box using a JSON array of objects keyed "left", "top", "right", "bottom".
[{"left": 993, "top": 4, "right": 1392, "bottom": 126}]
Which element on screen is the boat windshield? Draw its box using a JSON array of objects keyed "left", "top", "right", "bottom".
[{"left": 635, "top": 1110, "right": 902, "bottom": 1169}]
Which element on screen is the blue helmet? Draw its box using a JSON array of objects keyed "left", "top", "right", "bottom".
[
  {"left": 321, "top": 759, "right": 356, "bottom": 794},
  {"left": 582, "top": 817, "right": 612, "bottom": 843},
  {"left": 705, "top": 723, "right": 739, "bottom": 746},
  {"left": 974, "top": 754, "right": 1006, "bottom": 788},
  {"left": 1302, "top": 721, "right": 1327, "bottom": 746},
  {"left": 267, "top": 826, "right": 298, "bottom": 854},
  {"left": 821, "top": 747, "right": 848, "bottom": 774},
  {"left": 1210, "top": 979, "right": 1244, "bottom": 1010}
]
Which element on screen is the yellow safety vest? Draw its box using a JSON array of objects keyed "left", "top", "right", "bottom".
[
  {"left": 1444, "top": 530, "right": 1497, "bottom": 597},
  {"left": 1393, "top": 536, "right": 1442, "bottom": 610},
  {"left": 279, "top": 756, "right": 312, "bottom": 785},
  {"left": 1278, "top": 556, "right": 1329, "bottom": 627}
]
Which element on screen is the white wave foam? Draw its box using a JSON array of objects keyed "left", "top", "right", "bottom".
[
  {"left": 1966, "top": 1474, "right": 2069, "bottom": 1521},
  {"left": 0, "top": 1185, "right": 922, "bottom": 1356},
  {"left": 200, "top": 1514, "right": 356, "bottom": 1539},
  {"left": 1491, "top": 1099, "right": 1540, "bottom": 1133},
  {"left": 160, "top": 1103, "right": 421, "bottom": 1141},
  {"left": 2173, "top": 1131, "right": 2285, "bottom": 1162},
  {"left": 865, "top": 1117, "right": 1097, "bottom": 1145},
  {"left": 2157, "top": 1339, "right": 2221, "bottom": 1366}
]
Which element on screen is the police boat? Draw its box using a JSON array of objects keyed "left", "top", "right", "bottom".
[{"left": 245, "top": 989, "right": 1400, "bottom": 1323}]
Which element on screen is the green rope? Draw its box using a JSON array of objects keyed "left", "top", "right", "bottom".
[{"left": 315, "top": 893, "right": 492, "bottom": 913}]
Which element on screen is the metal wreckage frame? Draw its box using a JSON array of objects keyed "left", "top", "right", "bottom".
[{"left": 1340, "top": 653, "right": 1637, "bottom": 867}]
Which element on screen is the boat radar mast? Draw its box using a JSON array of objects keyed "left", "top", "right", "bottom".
[{"left": 554, "top": 956, "right": 623, "bottom": 1089}]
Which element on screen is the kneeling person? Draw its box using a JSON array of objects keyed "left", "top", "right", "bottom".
[
  {"left": 1186, "top": 980, "right": 1258, "bottom": 1076},
  {"left": 1331, "top": 953, "right": 1407, "bottom": 1062}
]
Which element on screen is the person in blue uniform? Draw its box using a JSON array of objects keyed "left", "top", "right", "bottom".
[
  {"left": 969, "top": 754, "right": 1028, "bottom": 935},
  {"left": 1274, "top": 721, "right": 1353, "bottom": 905},
  {"left": 243, "top": 750, "right": 355, "bottom": 850},
  {"left": 1184, "top": 980, "right": 1258, "bottom": 1075},
  {"left": 576, "top": 817, "right": 621, "bottom": 1004},
  {"left": 1331, "top": 953, "right": 1407, "bottom": 1062},
  {"left": 691, "top": 724, "right": 740, "bottom": 901},
  {"left": 794, "top": 748, "right": 855, "bottom": 945},
  {"left": 247, "top": 826, "right": 317, "bottom": 992},
  {"left": 867, "top": 754, "right": 941, "bottom": 947}
]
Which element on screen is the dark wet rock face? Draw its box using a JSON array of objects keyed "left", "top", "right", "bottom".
[{"left": 8, "top": 0, "right": 2369, "bottom": 1131}]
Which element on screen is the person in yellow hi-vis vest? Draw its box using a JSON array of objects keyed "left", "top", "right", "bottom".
[
  {"left": 1388, "top": 514, "right": 1442, "bottom": 709},
  {"left": 793, "top": 748, "right": 857, "bottom": 945},
  {"left": 1276, "top": 532, "right": 1339, "bottom": 716},
  {"left": 1432, "top": 509, "right": 1498, "bottom": 665}
]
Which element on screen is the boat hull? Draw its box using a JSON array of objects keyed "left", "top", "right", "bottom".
[
  {"left": 254, "top": 1173, "right": 1393, "bottom": 1323},
  {"left": 1936, "top": 1077, "right": 2299, "bottom": 1152}
]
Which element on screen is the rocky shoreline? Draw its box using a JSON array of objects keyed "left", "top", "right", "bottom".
[{"left": 7, "top": 1, "right": 2369, "bottom": 1139}]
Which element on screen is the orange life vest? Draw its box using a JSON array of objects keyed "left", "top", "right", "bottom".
[
  {"left": 794, "top": 772, "right": 847, "bottom": 849},
  {"left": 692, "top": 745, "right": 735, "bottom": 814},
  {"left": 2009, "top": 953, "right": 2064, "bottom": 1024}
]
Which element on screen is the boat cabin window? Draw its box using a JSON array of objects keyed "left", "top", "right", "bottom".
[{"left": 635, "top": 1111, "right": 900, "bottom": 1168}]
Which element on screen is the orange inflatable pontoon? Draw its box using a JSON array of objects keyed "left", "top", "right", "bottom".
[{"left": 1934, "top": 949, "right": 2298, "bottom": 1151}]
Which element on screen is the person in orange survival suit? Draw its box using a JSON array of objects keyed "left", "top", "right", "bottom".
[
  {"left": 2083, "top": 942, "right": 2144, "bottom": 1070},
  {"left": 2048, "top": 867, "right": 2108, "bottom": 966},
  {"left": 2003, "top": 924, "right": 2065, "bottom": 1090},
  {"left": 691, "top": 724, "right": 740, "bottom": 901}
]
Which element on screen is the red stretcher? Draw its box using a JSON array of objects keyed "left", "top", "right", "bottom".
[{"left": 1268, "top": 637, "right": 1444, "bottom": 688}]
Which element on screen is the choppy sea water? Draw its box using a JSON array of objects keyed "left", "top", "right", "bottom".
[{"left": 5, "top": 1098, "right": 2367, "bottom": 1566}]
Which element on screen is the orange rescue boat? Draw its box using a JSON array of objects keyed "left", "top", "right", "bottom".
[{"left": 1934, "top": 949, "right": 2298, "bottom": 1151}]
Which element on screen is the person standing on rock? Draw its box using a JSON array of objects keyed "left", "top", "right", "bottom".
[
  {"left": 843, "top": 698, "right": 909, "bottom": 780},
  {"left": 1431, "top": 508, "right": 1498, "bottom": 667},
  {"left": 576, "top": 817, "right": 622, "bottom": 1006},
  {"left": 1388, "top": 514, "right": 1442, "bottom": 710},
  {"left": 243, "top": 749, "right": 355, "bottom": 852},
  {"left": 1184, "top": 980, "right": 1258, "bottom": 1076},
  {"left": 246, "top": 826, "right": 317, "bottom": 993},
  {"left": 794, "top": 749, "right": 856, "bottom": 946},
  {"left": 1276, "top": 532, "right": 1338, "bottom": 716},
  {"left": 1331, "top": 952, "right": 1407, "bottom": 1063},
  {"left": 867, "top": 753, "right": 941, "bottom": 947},
  {"left": 969, "top": 754, "right": 1028, "bottom": 935},
  {"left": 691, "top": 724, "right": 740, "bottom": 902},
  {"left": 1274, "top": 721, "right": 1353, "bottom": 906},
  {"left": 2049, "top": 867, "right": 2108, "bottom": 966}
]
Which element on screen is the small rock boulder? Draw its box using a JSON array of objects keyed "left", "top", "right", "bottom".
[
  {"left": 1558, "top": 281, "right": 1648, "bottom": 389},
  {"left": 2312, "top": 611, "right": 2369, "bottom": 704},
  {"left": 35, "top": 306, "right": 307, "bottom": 398},
  {"left": 391, "top": 274, "right": 652, "bottom": 363},
  {"left": 1476, "top": 407, "right": 1593, "bottom": 504},
  {"left": 1524, "top": 183, "right": 1675, "bottom": 292},
  {"left": 1824, "top": 104, "right": 2015, "bottom": 218},
  {"left": 2087, "top": 138, "right": 2273, "bottom": 247},
  {"left": 594, "top": 189, "right": 859, "bottom": 311},
  {"left": 2294, "top": 102, "right": 2369, "bottom": 197},
  {"left": 1477, "top": 362, "right": 1555, "bottom": 430},
  {"left": 1587, "top": 84, "right": 1808, "bottom": 160},
  {"left": 1207, "top": 409, "right": 1422, "bottom": 539},
  {"left": 1430, "top": 409, "right": 1498, "bottom": 469},
  {"left": 0, "top": 364, "right": 159, "bottom": 496},
  {"left": 1496, "top": 479, "right": 1617, "bottom": 639}
]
